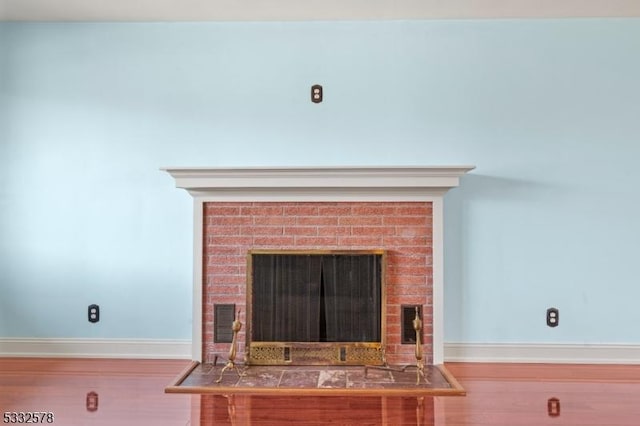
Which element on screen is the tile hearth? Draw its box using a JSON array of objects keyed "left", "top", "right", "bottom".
[{"left": 166, "top": 363, "right": 465, "bottom": 396}]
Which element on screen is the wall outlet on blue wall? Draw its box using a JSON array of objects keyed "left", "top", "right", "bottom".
[
  {"left": 311, "top": 84, "right": 322, "bottom": 103},
  {"left": 546, "top": 308, "right": 559, "bottom": 327},
  {"left": 88, "top": 304, "right": 100, "bottom": 323}
]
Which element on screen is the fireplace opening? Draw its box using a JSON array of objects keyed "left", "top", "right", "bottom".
[{"left": 246, "top": 250, "right": 386, "bottom": 365}]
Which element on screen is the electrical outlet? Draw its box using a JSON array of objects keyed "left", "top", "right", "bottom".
[
  {"left": 546, "top": 307, "right": 559, "bottom": 327},
  {"left": 311, "top": 84, "right": 323, "bottom": 103},
  {"left": 88, "top": 304, "right": 100, "bottom": 323}
]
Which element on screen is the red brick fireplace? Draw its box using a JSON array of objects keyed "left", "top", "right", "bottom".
[
  {"left": 204, "top": 201, "right": 431, "bottom": 365},
  {"left": 163, "top": 166, "right": 473, "bottom": 366}
]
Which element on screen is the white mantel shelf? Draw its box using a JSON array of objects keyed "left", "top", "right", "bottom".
[
  {"left": 162, "top": 166, "right": 475, "bottom": 196},
  {"left": 162, "top": 165, "right": 474, "bottom": 365}
]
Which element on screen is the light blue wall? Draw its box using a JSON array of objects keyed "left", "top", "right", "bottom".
[{"left": 1, "top": 20, "right": 639, "bottom": 343}]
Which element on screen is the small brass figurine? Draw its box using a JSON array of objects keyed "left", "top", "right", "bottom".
[{"left": 216, "top": 309, "right": 245, "bottom": 383}]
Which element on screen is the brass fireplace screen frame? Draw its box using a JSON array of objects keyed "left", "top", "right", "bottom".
[{"left": 246, "top": 249, "right": 386, "bottom": 366}]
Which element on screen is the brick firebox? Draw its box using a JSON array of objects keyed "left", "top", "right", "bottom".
[
  {"left": 162, "top": 166, "right": 474, "bottom": 365},
  {"left": 204, "top": 201, "right": 433, "bottom": 365}
]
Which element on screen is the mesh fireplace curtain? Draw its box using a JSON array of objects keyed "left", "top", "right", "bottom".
[{"left": 251, "top": 253, "right": 382, "bottom": 343}]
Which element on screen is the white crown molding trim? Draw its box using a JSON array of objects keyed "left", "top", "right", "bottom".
[
  {"left": 1, "top": 0, "right": 640, "bottom": 21},
  {"left": 445, "top": 342, "right": 640, "bottom": 364},
  {"left": 162, "top": 166, "right": 475, "bottom": 197},
  {"left": 0, "top": 338, "right": 192, "bottom": 359}
]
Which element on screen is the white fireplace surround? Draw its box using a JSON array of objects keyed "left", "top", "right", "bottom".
[{"left": 162, "top": 166, "right": 475, "bottom": 364}]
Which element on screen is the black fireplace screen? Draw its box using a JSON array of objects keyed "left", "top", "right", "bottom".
[{"left": 250, "top": 252, "right": 383, "bottom": 343}]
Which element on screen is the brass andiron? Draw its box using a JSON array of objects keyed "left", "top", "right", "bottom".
[
  {"left": 216, "top": 309, "right": 245, "bottom": 383},
  {"left": 364, "top": 306, "right": 429, "bottom": 385},
  {"left": 412, "top": 306, "right": 426, "bottom": 385}
]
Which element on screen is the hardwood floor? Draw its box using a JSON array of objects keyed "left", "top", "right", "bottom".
[
  {"left": 0, "top": 358, "right": 192, "bottom": 426},
  {"left": 441, "top": 363, "right": 640, "bottom": 426},
  {"left": 1, "top": 358, "right": 639, "bottom": 425}
]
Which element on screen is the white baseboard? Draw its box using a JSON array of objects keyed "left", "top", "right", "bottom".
[
  {"left": 0, "top": 338, "right": 192, "bottom": 359},
  {"left": 444, "top": 342, "right": 640, "bottom": 364},
  {"left": 5, "top": 339, "right": 637, "bottom": 364}
]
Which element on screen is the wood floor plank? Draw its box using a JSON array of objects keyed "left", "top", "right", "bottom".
[{"left": 1, "top": 358, "right": 640, "bottom": 425}]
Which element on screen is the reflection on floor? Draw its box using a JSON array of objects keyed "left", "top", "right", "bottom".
[
  {"left": 198, "top": 394, "right": 435, "bottom": 425},
  {"left": 4, "top": 359, "right": 640, "bottom": 425},
  {"left": 166, "top": 363, "right": 465, "bottom": 396}
]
